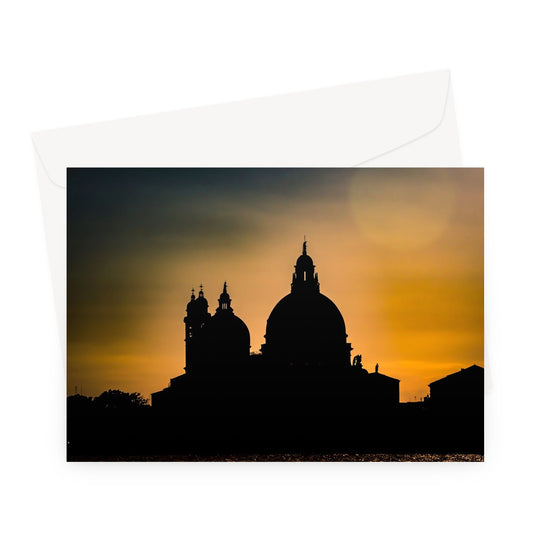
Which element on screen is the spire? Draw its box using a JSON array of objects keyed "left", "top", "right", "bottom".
[
  {"left": 190, "top": 287, "right": 195, "bottom": 301},
  {"left": 303, "top": 238, "right": 307, "bottom": 255},
  {"left": 223, "top": 281, "right": 228, "bottom": 293},
  {"left": 199, "top": 283, "right": 204, "bottom": 298}
]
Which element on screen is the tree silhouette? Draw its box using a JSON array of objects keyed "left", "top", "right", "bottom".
[
  {"left": 67, "top": 393, "right": 93, "bottom": 413},
  {"left": 92, "top": 389, "right": 149, "bottom": 410}
]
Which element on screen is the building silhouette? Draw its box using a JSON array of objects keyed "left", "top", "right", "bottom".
[
  {"left": 429, "top": 364, "right": 484, "bottom": 412},
  {"left": 152, "top": 241, "right": 399, "bottom": 413}
]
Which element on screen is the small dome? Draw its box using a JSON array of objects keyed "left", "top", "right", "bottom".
[
  {"left": 204, "top": 313, "right": 250, "bottom": 347},
  {"left": 202, "top": 312, "right": 250, "bottom": 365},
  {"left": 296, "top": 240, "right": 313, "bottom": 269},
  {"left": 296, "top": 253, "right": 314, "bottom": 268}
]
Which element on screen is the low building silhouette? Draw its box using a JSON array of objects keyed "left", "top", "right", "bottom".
[{"left": 429, "top": 364, "right": 484, "bottom": 412}]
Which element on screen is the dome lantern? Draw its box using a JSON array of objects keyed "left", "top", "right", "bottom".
[
  {"left": 292, "top": 239, "right": 320, "bottom": 294},
  {"left": 217, "top": 281, "right": 233, "bottom": 313}
]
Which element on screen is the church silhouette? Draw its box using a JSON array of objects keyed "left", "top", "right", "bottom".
[{"left": 152, "top": 241, "right": 400, "bottom": 416}]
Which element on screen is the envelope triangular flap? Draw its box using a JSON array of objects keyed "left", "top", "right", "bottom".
[{"left": 33, "top": 70, "right": 450, "bottom": 188}]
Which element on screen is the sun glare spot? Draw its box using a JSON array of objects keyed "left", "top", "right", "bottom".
[{"left": 349, "top": 172, "right": 456, "bottom": 250}]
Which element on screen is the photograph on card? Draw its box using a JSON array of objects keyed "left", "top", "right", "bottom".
[{"left": 67, "top": 168, "right": 484, "bottom": 461}]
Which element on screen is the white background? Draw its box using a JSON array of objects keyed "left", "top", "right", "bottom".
[{"left": 1, "top": 1, "right": 532, "bottom": 532}]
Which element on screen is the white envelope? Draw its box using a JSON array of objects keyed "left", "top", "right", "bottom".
[{"left": 32, "top": 69, "right": 461, "bottom": 360}]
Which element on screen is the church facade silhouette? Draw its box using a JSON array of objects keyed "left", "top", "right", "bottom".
[{"left": 152, "top": 242, "right": 400, "bottom": 413}]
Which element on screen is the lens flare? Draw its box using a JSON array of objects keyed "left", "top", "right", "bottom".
[{"left": 349, "top": 169, "right": 456, "bottom": 250}]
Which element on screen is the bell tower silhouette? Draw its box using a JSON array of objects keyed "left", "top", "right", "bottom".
[{"left": 184, "top": 285, "right": 210, "bottom": 373}]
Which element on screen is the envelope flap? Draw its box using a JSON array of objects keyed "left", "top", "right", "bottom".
[{"left": 33, "top": 70, "right": 451, "bottom": 188}]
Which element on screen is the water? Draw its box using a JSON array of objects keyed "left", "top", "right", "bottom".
[{"left": 69, "top": 453, "right": 483, "bottom": 462}]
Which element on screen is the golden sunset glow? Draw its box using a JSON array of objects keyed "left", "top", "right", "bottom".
[{"left": 67, "top": 168, "right": 483, "bottom": 403}]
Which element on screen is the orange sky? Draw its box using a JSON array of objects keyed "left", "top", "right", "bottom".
[{"left": 67, "top": 168, "right": 483, "bottom": 403}]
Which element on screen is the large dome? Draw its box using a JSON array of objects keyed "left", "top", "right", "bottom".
[{"left": 261, "top": 242, "right": 352, "bottom": 368}]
